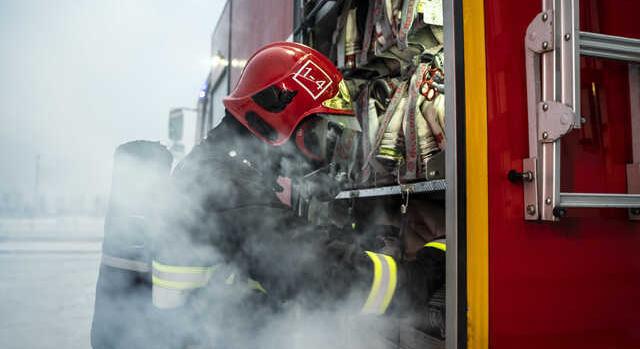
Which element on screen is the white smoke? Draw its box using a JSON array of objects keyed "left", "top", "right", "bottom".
[{"left": 91, "top": 126, "right": 433, "bottom": 349}]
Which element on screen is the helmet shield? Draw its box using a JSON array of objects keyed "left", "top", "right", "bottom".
[{"left": 294, "top": 114, "right": 361, "bottom": 164}]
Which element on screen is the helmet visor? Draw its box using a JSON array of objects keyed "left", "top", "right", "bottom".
[{"left": 296, "top": 113, "right": 361, "bottom": 163}]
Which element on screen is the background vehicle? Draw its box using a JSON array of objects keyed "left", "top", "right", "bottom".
[
  {"left": 174, "top": 1, "right": 640, "bottom": 349},
  {"left": 167, "top": 107, "right": 198, "bottom": 161}
]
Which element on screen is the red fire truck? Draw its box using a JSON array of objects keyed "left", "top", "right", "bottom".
[{"left": 186, "top": 1, "right": 640, "bottom": 348}]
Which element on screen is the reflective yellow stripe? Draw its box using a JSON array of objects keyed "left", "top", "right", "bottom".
[
  {"left": 425, "top": 241, "right": 447, "bottom": 252},
  {"left": 152, "top": 260, "right": 213, "bottom": 274},
  {"left": 152, "top": 275, "right": 208, "bottom": 290},
  {"left": 151, "top": 260, "right": 215, "bottom": 292},
  {"left": 380, "top": 254, "right": 397, "bottom": 312},
  {"left": 247, "top": 278, "right": 268, "bottom": 294},
  {"left": 363, "top": 251, "right": 383, "bottom": 312},
  {"left": 362, "top": 251, "right": 397, "bottom": 315}
]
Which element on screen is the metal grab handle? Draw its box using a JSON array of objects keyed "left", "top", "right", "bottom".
[{"left": 522, "top": 10, "right": 555, "bottom": 220}]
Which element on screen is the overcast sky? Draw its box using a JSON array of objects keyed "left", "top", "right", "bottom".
[{"left": 0, "top": 0, "right": 224, "bottom": 203}]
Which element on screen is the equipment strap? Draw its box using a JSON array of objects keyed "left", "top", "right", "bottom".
[
  {"left": 101, "top": 253, "right": 150, "bottom": 273},
  {"left": 404, "top": 64, "right": 429, "bottom": 179},
  {"left": 362, "top": 251, "right": 398, "bottom": 315},
  {"left": 360, "top": 0, "right": 377, "bottom": 63},
  {"left": 374, "top": 0, "right": 396, "bottom": 54},
  {"left": 397, "top": 0, "right": 418, "bottom": 50}
]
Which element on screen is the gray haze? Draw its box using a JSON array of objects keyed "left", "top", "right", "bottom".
[{"left": 0, "top": 0, "right": 224, "bottom": 213}]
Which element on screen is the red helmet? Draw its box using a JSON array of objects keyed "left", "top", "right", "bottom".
[{"left": 223, "top": 42, "right": 354, "bottom": 146}]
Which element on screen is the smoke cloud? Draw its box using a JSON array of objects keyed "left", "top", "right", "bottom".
[{"left": 92, "top": 120, "right": 427, "bottom": 349}]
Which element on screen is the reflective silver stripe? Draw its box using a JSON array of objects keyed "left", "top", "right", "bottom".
[
  {"left": 362, "top": 252, "right": 398, "bottom": 315},
  {"left": 101, "top": 254, "right": 150, "bottom": 272}
]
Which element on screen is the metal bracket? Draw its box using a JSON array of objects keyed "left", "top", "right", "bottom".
[
  {"left": 523, "top": 158, "right": 539, "bottom": 220},
  {"left": 538, "top": 101, "right": 575, "bottom": 142},
  {"left": 525, "top": 10, "right": 554, "bottom": 54},
  {"left": 335, "top": 179, "right": 447, "bottom": 199},
  {"left": 524, "top": 10, "right": 555, "bottom": 151}
]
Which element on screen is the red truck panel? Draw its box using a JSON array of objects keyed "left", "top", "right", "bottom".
[
  {"left": 229, "top": 0, "right": 293, "bottom": 89},
  {"left": 484, "top": 0, "right": 640, "bottom": 348}
]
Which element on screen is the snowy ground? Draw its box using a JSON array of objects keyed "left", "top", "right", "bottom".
[{"left": 0, "top": 217, "right": 103, "bottom": 349}]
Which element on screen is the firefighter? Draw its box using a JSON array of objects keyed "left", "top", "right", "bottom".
[{"left": 150, "top": 42, "right": 446, "bottom": 348}]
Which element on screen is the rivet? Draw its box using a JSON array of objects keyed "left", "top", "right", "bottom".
[
  {"left": 545, "top": 197, "right": 552, "bottom": 205},
  {"left": 527, "top": 204, "right": 537, "bottom": 215},
  {"left": 542, "top": 13, "right": 548, "bottom": 21},
  {"left": 542, "top": 41, "right": 549, "bottom": 50},
  {"left": 581, "top": 117, "right": 587, "bottom": 124},
  {"left": 542, "top": 103, "right": 549, "bottom": 111},
  {"left": 564, "top": 33, "right": 571, "bottom": 41},
  {"left": 542, "top": 131, "right": 549, "bottom": 139}
]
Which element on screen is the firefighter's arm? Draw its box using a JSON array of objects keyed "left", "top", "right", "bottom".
[{"left": 324, "top": 237, "right": 446, "bottom": 316}]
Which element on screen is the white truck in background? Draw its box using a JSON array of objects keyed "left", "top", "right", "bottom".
[{"left": 167, "top": 107, "right": 198, "bottom": 163}]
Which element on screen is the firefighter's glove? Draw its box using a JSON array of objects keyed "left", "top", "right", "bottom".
[
  {"left": 394, "top": 244, "right": 446, "bottom": 319},
  {"left": 370, "top": 225, "right": 401, "bottom": 260},
  {"left": 400, "top": 244, "right": 446, "bottom": 338},
  {"left": 403, "top": 245, "right": 445, "bottom": 306}
]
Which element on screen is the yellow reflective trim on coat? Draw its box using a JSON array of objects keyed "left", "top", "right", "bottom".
[
  {"left": 425, "top": 241, "right": 446, "bottom": 252},
  {"left": 152, "top": 275, "right": 208, "bottom": 290},
  {"left": 362, "top": 251, "right": 397, "bottom": 315},
  {"left": 152, "top": 261, "right": 214, "bottom": 274},
  {"left": 247, "top": 278, "right": 268, "bottom": 294},
  {"left": 380, "top": 254, "right": 397, "bottom": 312},
  {"left": 152, "top": 261, "right": 213, "bottom": 274},
  {"left": 363, "top": 251, "right": 383, "bottom": 313}
]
